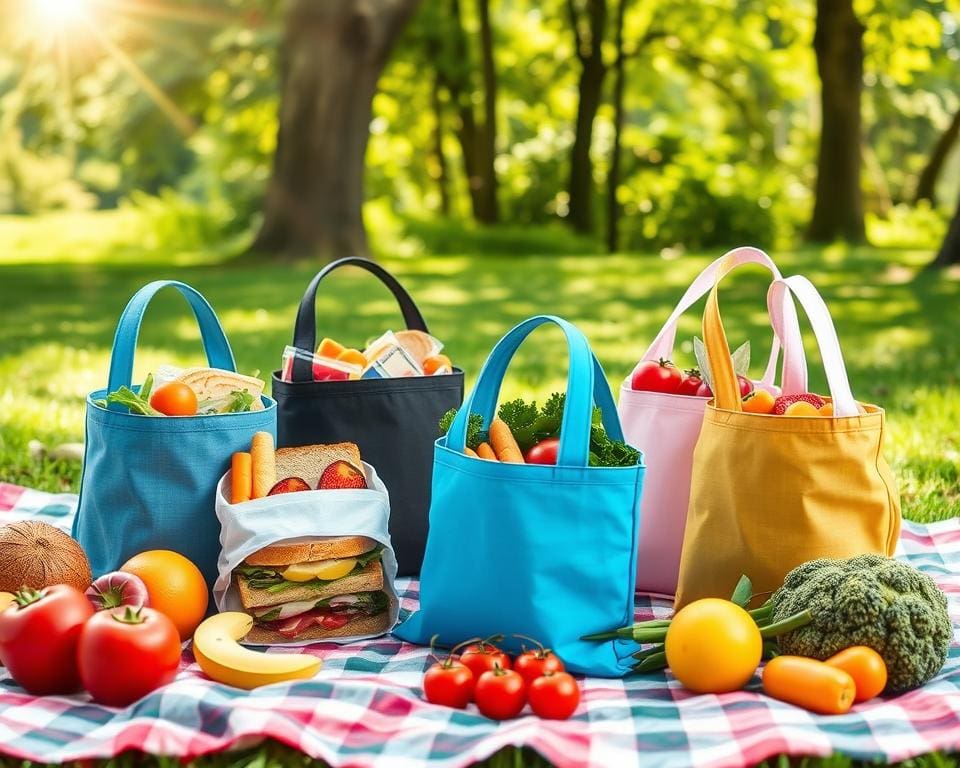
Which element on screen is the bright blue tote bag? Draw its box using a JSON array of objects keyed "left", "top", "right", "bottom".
[
  {"left": 395, "top": 316, "right": 644, "bottom": 677},
  {"left": 73, "top": 281, "right": 276, "bottom": 589}
]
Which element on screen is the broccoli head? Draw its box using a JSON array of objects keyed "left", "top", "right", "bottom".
[{"left": 771, "top": 554, "right": 952, "bottom": 693}]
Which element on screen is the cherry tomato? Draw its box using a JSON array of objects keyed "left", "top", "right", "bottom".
[
  {"left": 474, "top": 666, "right": 527, "bottom": 720},
  {"left": 460, "top": 639, "right": 511, "bottom": 679},
  {"left": 631, "top": 359, "right": 683, "bottom": 394},
  {"left": 696, "top": 381, "right": 713, "bottom": 397},
  {"left": 149, "top": 382, "right": 198, "bottom": 416},
  {"left": 0, "top": 585, "right": 95, "bottom": 695},
  {"left": 737, "top": 375, "right": 754, "bottom": 397},
  {"left": 512, "top": 638, "right": 565, "bottom": 685},
  {"left": 676, "top": 370, "right": 707, "bottom": 397},
  {"left": 423, "top": 659, "right": 475, "bottom": 709},
  {"left": 78, "top": 606, "right": 181, "bottom": 707},
  {"left": 524, "top": 438, "right": 559, "bottom": 465},
  {"left": 528, "top": 671, "right": 580, "bottom": 720}
]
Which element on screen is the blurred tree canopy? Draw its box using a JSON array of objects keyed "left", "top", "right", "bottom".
[{"left": 0, "top": 0, "right": 958, "bottom": 262}]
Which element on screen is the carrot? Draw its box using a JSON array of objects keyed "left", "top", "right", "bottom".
[
  {"left": 464, "top": 446, "right": 479, "bottom": 458},
  {"left": 762, "top": 656, "right": 856, "bottom": 715},
  {"left": 250, "top": 431, "right": 276, "bottom": 499},
  {"left": 825, "top": 647, "right": 887, "bottom": 702},
  {"left": 489, "top": 418, "right": 525, "bottom": 463},
  {"left": 231, "top": 452, "right": 252, "bottom": 504},
  {"left": 476, "top": 442, "right": 497, "bottom": 461}
]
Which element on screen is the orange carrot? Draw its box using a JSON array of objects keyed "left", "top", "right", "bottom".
[
  {"left": 464, "top": 446, "right": 479, "bottom": 458},
  {"left": 477, "top": 442, "right": 497, "bottom": 461},
  {"left": 489, "top": 419, "right": 525, "bottom": 463},
  {"left": 762, "top": 656, "right": 856, "bottom": 715},
  {"left": 231, "top": 452, "right": 252, "bottom": 504}
]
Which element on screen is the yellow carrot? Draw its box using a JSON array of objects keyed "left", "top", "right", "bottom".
[
  {"left": 477, "top": 442, "right": 497, "bottom": 461},
  {"left": 464, "top": 446, "right": 479, "bottom": 458},
  {"left": 250, "top": 431, "right": 276, "bottom": 498},
  {"left": 231, "top": 452, "right": 252, "bottom": 504},
  {"left": 489, "top": 419, "right": 525, "bottom": 463}
]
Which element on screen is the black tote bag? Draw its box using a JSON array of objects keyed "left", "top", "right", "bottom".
[{"left": 272, "top": 258, "right": 464, "bottom": 576}]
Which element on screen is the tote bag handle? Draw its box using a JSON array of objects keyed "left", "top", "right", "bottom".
[
  {"left": 447, "top": 315, "right": 622, "bottom": 467},
  {"left": 290, "top": 257, "right": 428, "bottom": 381},
  {"left": 107, "top": 280, "right": 236, "bottom": 409},
  {"left": 635, "top": 246, "right": 807, "bottom": 392},
  {"left": 704, "top": 275, "right": 859, "bottom": 416}
]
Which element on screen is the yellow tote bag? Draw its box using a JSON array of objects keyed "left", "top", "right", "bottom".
[{"left": 675, "top": 274, "right": 901, "bottom": 608}]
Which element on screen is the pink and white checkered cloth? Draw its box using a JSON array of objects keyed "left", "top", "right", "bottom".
[{"left": 1, "top": 482, "right": 958, "bottom": 767}]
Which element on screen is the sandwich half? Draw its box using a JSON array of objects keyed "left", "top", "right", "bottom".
[{"left": 235, "top": 535, "right": 391, "bottom": 643}]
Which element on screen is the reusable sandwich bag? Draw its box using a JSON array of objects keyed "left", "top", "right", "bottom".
[
  {"left": 272, "top": 258, "right": 464, "bottom": 577},
  {"left": 213, "top": 462, "right": 399, "bottom": 645},
  {"left": 618, "top": 247, "right": 807, "bottom": 597},
  {"left": 395, "top": 316, "right": 644, "bottom": 677},
  {"left": 74, "top": 281, "right": 277, "bottom": 589},
  {"left": 675, "top": 274, "right": 901, "bottom": 608}
]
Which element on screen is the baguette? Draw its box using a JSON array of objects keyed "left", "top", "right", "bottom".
[
  {"left": 231, "top": 452, "right": 252, "bottom": 503},
  {"left": 250, "top": 432, "right": 276, "bottom": 498},
  {"left": 489, "top": 419, "right": 524, "bottom": 463}
]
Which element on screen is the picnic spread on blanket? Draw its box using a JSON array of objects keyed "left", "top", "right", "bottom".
[{"left": 0, "top": 250, "right": 957, "bottom": 768}]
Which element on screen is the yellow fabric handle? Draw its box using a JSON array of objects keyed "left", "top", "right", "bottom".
[{"left": 702, "top": 268, "right": 743, "bottom": 412}]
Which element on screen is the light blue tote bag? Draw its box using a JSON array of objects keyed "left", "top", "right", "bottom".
[
  {"left": 74, "top": 281, "right": 277, "bottom": 589},
  {"left": 394, "top": 316, "right": 644, "bottom": 677}
]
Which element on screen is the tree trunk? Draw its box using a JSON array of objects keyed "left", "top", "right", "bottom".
[
  {"left": 476, "top": 0, "right": 499, "bottom": 223},
  {"left": 430, "top": 65, "right": 451, "bottom": 216},
  {"left": 567, "top": 0, "right": 608, "bottom": 234},
  {"left": 914, "top": 107, "right": 960, "bottom": 206},
  {"left": 931, "top": 191, "right": 960, "bottom": 266},
  {"left": 252, "top": 0, "right": 420, "bottom": 260},
  {"left": 606, "top": 0, "right": 627, "bottom": 253},
  {"left": 807, "top": 0, "right": 865, "bottom": 243}
]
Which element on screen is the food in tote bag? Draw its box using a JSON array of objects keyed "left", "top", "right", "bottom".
[
  {"left": 96, "top": 367, "right": 265, "bottom": 416},
  {"left": 280, "top": 328, "right": 455, "bottom": 383}
]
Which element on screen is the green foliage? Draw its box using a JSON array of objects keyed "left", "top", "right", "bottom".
[{"left": 439, "top": 409, "right": 487, "bottom": 450}]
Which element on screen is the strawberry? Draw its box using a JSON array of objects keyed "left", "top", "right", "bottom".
[
  {"left": 317, "top": 460, "right": 367, "bottom": 490},
  {"left": 772, "top": 393, "right": 826, "bottom": 416},
  {"left": 268, "top": 477, "right": 311, "bottom": 495}
]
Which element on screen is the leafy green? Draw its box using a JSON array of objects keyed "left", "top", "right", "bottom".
[
  {"left": 225, "top": 389, "right": 255, "bottom": 413},
  {"left": 438, "top": 408, "right": 486, "bottom": 450},
  {"left": 105, "top": 374, "right": 161, "bottom": 415}
]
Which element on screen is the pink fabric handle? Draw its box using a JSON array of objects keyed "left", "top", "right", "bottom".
[
  {"left": 767, "top": 276, "right": 858, "bottom": 417},
  {"left": 637, "top": 247, "right": 807, "bottom": 392}
]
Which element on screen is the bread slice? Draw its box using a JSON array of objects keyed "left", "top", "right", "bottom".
[
  {"left": 176, "top": 367, "right": 265, "bottom": 411},
  {"left": 244, "top": 610, "right": 391, "bottom": 645},
  {"left": 236, "top": 559, "right": 385, "bottom": 610},
  {"left": 274, "top": 443, "right": 362, "bottom": 488},
  {"left": 244, "top": 535, "right": 378, "bottom": 567}
]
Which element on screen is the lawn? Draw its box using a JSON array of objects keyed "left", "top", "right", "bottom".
[{"left": 0, "top": 211, "right": 958, "bottom": 768}]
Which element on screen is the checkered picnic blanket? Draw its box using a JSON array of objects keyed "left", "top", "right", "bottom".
[{"left": 1, "top": 481, "right": 958, "bottom": 768}]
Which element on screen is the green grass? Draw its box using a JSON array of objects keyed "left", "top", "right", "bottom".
[{"left": 0, "top": 211, "right": 958, "bottom": 768}]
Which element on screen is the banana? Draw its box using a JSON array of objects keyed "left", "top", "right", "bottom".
[{"left": 192, "top": 612, "right": 321, "bottom": 689}]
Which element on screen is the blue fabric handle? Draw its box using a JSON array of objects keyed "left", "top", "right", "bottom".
[
  {"left": 107, "top": 281, "right": 236, "bottom": 405},
  {"left": 447, "top": 315, "right": 622, "bottom": 466}
]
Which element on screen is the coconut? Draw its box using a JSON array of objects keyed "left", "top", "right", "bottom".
[{"left": 0, "top": 521, "right": 92, "bottom": 593}]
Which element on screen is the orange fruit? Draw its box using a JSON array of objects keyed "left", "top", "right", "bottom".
[
  {"left": 121, "top": 550, "right": 208, "bottom": 640},
  {"left": 336, "top": 348, "right": 367, "bottom": 367},
  {"left": 316, "top": 337, "right": 345, "bottom": 359},
  {"left": 742, "top": 389, "right": 775, "bottom": 414},
  {"left": 819, "top": 402, "right": 835, "bottom": 416},
  {"left": 423, "top": 354, "right": 452, "bottom": 375},
  {"left": 784, "top": 401, "right": 820, "bottom": 417}
]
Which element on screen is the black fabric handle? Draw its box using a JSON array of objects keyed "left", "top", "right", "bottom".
[{"left": 291, "top": 257, "right": 429, "bottom": 382}]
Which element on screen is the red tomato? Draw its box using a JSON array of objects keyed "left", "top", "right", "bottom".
[
  {"left": 737, "top": 375, "right": 754, "bottom": 397},
  {"left": 460, "top": 639, "right": 511, "bottom": 679},
  {"left": 513, "top": 642, "right": 565, "bottom": 685},
  {"left": 630, "top": 359, "right": 683, "bottom": 394},
  {"left": 474, "top": 666, "right": 527, "bottom": 720},
  {"left": 0, "top": 585, "right": 94, "bottom": 695},
  {"left": 78, "top": 606, "right": 181, "bottom": 707},
  {"left": 149, "top": 382, "right": 198, "bottom": 416},
  {"left": 696, "top": 381, "right": 713, "bottom": 398},
  {"left": 528, "top": 671, "right": 580, "bottom": 720},
  {"left": 423, "top": 659, "right": 475, "bottom": 709},
  {"left": 676, "top": 370, "right": 707, "bottom": 397},
  {"left": 524, "top": 438, "right": 559, "bottom": 465}
]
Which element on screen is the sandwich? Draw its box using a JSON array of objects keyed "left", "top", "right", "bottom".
[
  {"left": 235, "top": 535, "right": 391, "bottom": 643},
  {"left": 176, "top": 367, "right": 266, "bottom": 412}
]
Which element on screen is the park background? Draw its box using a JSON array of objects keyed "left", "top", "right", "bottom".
[{"left": 1, "top": 1, "right": 959, "bottom": 766}]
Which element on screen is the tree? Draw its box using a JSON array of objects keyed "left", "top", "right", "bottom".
[
  {"left": 931, "top": 189, "right": 960, "bottom": 267},
  {"left": 566, "top": 0, "right": 608, "bottom": 234},
  {"left": 252, "top": 0, "right": 421, "bottom": 260},
  {"left": 914, "top": 107, "right": 960, "bottom": 206},
  {"left": 605, "top": 0, "right": 628, "bottom": 253},
  {"left": 807, "top": 0, "right": 866, "bottom": 243}
]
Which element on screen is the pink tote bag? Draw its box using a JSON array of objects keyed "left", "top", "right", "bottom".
[{"left": 619, "top": 247, "right": 808, "bottom": 597}]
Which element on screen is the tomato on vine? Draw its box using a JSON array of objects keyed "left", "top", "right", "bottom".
[
  {"left": 422, "top": 636, "right": 476, "bottom": 709},
  {"left": 631, "top": 359, "right": 683, "bottom": 394}
]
